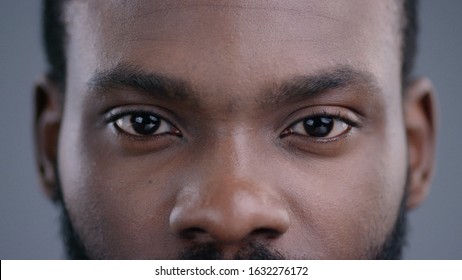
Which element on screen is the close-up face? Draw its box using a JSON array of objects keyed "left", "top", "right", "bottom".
[{"left": 35, "top": 0, "right": 436, "bottom": 259}]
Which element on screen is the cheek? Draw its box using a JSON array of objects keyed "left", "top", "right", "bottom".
[
  {"left": 282, "top": 126, "right": 407, "bottom": 258},
  {"left": 58, "top": 117, "right": 181, "bottom": 259}
]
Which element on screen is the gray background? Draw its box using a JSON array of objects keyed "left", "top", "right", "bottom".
[{"left": 0, "top": 1, "right": 461, "bottom": 259}]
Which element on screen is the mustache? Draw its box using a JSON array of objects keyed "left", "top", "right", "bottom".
[{"left": 178, "top": 242, "right": 285, "bottom": 260}]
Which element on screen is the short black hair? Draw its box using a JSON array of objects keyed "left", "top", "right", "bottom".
[
  {"left": 43, "top": 0, "right": 67, "bottom": 89},
  {"left": 42, "top": 0, "right": 419, "bottom": 91}
]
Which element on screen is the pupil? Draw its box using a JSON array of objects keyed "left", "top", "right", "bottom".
[
  {"left": 130, "top": 113, "right": 160, "bottom": 135},
  {"left": 303, "top": 116, "right": 333, "bottom": 137}
]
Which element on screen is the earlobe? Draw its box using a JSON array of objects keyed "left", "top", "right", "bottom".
[
  {"left": 34, "top": 75, "right": 63, "bottom": 202},
  {"left": 404, "top": 77, "right": 437, "bottom": 210}
]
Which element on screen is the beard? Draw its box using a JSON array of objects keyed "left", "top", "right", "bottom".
[{"left": 57, "top": 176, "right": 409, "bottom": 260}]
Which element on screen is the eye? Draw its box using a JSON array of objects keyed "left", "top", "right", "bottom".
[
  {"left": 114, "top": 112, "right": 181, "bottom": 137},
  {"left": 283, "top": 115, "right": 351, "bottom": 139}
]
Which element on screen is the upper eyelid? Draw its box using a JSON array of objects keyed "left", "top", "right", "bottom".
[
  {"left": 106, "top": 110, "right": 156, "bottom": 122},
  {"left": 111, "top": 112, "right": 183, "bottom": 139},
  {"left": 105, "top": 106, "right": 360, "bottom": 136},
  {"left": 288, "top": 112, "right": 359, "bottom": 130},
  {"left": 103, "top": 101, "right": 183, "bottom": 118},
  {"left": 279, "top": 105, "right": 362, "bottom": 128},
  {"left": 105, "top": 108, "right": 174, "bottom": 126}
]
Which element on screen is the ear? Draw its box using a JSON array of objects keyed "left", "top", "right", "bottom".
[
  {"left": 34, "top": 75, "right": 63, "bottom": 202},
  {"left": 404, "top": 77, "right": 437, "bottom": 210}
]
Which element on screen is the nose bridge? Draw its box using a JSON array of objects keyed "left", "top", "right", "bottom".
[
  {"left": 197, "top": 123, "right": 265, "bottom": 179},
  {"left": 169, "top": 129, "right": 290, "bottom": 243},
  {"left": 211, "top": 125, "right": 257, "bottom": 173}
]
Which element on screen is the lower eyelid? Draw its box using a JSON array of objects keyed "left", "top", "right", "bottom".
[{"left": 293, "top": 126, "right": 353, "bottom": 143}]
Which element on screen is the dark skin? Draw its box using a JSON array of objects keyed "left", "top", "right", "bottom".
[{"left": 34, "top": 0, "right": 436, "bottom": 259}]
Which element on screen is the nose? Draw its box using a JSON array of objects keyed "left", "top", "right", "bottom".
[
  {"left": 169, "top": 176, "right": 290, "bottom": 244},
  {"left": 169, "top": 127, "right": 291, "bottom": 245}
]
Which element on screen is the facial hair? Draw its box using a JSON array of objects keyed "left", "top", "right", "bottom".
[
  {"left": 57, "top": 176, "right": 409, "bottom": 260},
  {"left": 178, "top": 241, "right": 285, "bottom": 260},
  {"left": 177, "top": 193, "right": 408, "bottom": 260}
]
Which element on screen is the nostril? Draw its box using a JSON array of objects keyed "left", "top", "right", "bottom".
[
  {"left": 170, "top": 185, "right": 291, "bottom": 244},
  {"left": 179, "top": 227, "right": 207, "bottom": 240},
  {"left": 251, "top": 228, "right": 283, "bottom": 239}
]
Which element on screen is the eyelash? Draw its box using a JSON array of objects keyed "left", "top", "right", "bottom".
[
  {"left": 106, "top": 108, "right": 359, "bottom": 145},
  {"left": 281, "top": 110, "right": 359, "bottom": 142},
  {"left": 106, "top": 110, "right": 181, "bottom": 140},
  {"left": 315, "top": 110, "right": 359, "bottom": 127}
]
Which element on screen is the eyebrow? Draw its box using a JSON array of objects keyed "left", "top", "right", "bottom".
[
  {"left": 87, "top": 63, "right": 196, "bottom": 102},
  {"left": 264, "top": 66, "right": 381, "bottom": 107},
  {"left": 88, "top": 63, "right": 380, "bottom": 107}
]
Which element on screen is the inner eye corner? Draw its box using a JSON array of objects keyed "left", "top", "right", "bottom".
[{"left": 279, "top": 127, "right": 293, "bottom": 138}]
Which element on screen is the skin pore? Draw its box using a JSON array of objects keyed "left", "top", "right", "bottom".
[
  {"left": 35, "top": 0, "right": 436, "bottom": 259},
  {"left": 57, "top": 173, "right": 409, "bottom": 259}
]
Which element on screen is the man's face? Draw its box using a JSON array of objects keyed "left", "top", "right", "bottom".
[{"left": 47, "top": 0, "right": 417, "bottom": 259}]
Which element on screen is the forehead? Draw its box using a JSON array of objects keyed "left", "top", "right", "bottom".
[{"left": 64, "top": 0, "right": 402, "bottom": 99}]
